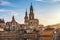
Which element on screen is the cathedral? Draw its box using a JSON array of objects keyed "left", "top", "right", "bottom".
[
  {"left": 0, "top": 3, "right": 57, "bottom": 40},
  {"left": 24, "top": 3, "right": 39, "bottom": 27},
  {"left": 0, "top": 3, "right": 41, "bottom": 33},
  {"left": 0, "top": 3, "right": 43, "bottom": 40},
  {"left": 24, "top": 3, "right": 39, "bottom": 33}
]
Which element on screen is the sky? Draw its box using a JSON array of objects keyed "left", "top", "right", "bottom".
[{"left": 0, "top": 0, "right": 60, "bottom": 26}]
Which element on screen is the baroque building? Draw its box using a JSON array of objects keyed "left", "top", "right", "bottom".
[
  {"left": 24, "top": 3, "right": 39, "bottom": 27},
  {"left": 3, "top": 3, "right": 40, "bottom": 32},
  {"left": 0, "top": 3, "right": 42, "bottom": 40},
  {"left": 0, "top": 3, "right": 56, "bottom": 40},
  {"left": 24, "top": 3, "right": 39, "bottom": 33}
]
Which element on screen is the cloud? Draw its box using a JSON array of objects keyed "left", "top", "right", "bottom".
[
  {"left": 0, "top": 9, "right": 24, "bottom": 24},
  {"left": 0, "top": 0, "right": 12, "bottom": 6},
  {"left": 0, "top": 9, "right": 6, "bottom": 12},
  {"left": 34, "top": 7, "right": 60, "bottom": 26},
  {"left": 0, "top": 9, "right": 12, "bottom": 13}
]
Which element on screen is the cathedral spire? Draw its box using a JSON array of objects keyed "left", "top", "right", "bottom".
[
  {"left": 24, "top": 9, "right": 28, "bottom": 25},
  {"left": 25, "top": 9, "right": 28, "bottom": 17},
  {"left": 30, "top": 3, "right": 33, "bottom": 13},
  {"left": 25, "top": 9, "right": 28, "bottom": 19},
  {"left": 29, "top": 3, "right": 34, "bottom": 20},
  {"left": 12, "top": 16, "right": 15, "bottom": 21}
]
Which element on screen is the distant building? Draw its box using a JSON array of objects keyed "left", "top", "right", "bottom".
[{"left": 5, "top": 16, "right": 20, "bottom": 31}]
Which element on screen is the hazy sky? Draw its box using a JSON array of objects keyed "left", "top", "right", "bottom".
[{"left": 0, "top": 0, "right": 60, "bottom": 26}]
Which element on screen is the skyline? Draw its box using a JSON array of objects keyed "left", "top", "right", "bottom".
[{"left": 0, "top": 0, "right": 60, "bottom": 26}]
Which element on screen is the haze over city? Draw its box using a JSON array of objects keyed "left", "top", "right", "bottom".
[{"left": 0, "top": 0, "right": 60, "bottom": 26}]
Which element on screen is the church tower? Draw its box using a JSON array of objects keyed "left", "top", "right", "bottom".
[
  {"left": 29, "top": 3, "right": 34, "bottom": 20},
  {"left": 24, "top": 9, "right": 28, "bottom": 25},
  {"left": 12, "top": 16, "right": 15, "bottom": 21}
]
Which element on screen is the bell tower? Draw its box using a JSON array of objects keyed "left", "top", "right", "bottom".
[
  {"left": 24, "top": 9, "right": 28, "bottom": 25},
  {"left": 29, "top": 3, "right": 34, "bottom": 20}
]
